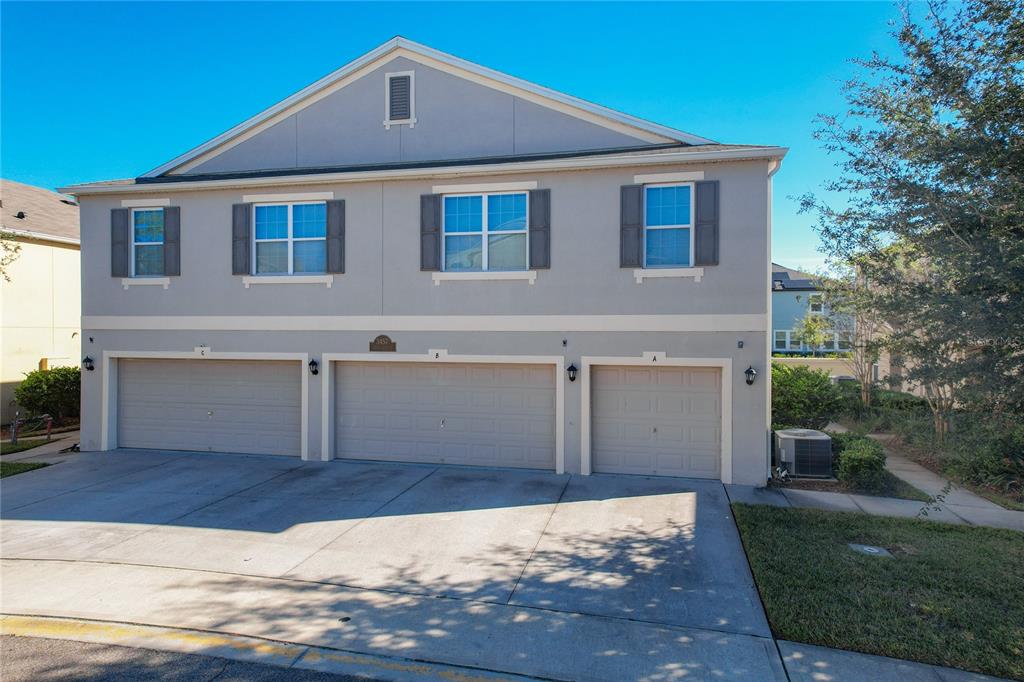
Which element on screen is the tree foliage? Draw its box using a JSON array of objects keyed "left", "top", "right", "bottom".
[
  {"left": 802, "top": 0, "right": 1024, "bottom": 422},
  {"left": 771, "top": 363, "right": 844, "bottom": 430}
]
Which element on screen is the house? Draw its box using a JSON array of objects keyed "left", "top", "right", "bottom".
[
  {"left": 0, "top": 180, "right": 81, "bottom": 423},
  {"left": 771, "top": 262, "right": 852, "bottom": 354},
  {"left": 60, "top": 38, "right": 786, "bottom": 486}
]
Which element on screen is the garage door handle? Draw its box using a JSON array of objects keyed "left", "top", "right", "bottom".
[
  {"left": 440, "top": 417, "right": 446, "bottom": 429},
  {"left": 652, "top": 426, "right": 657, "bottom": 434},
  {"left": 207, "top": 411, "right": 214, "bottom": 417}
]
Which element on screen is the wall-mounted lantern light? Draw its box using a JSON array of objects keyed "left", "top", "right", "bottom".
[
  {"left": 567, "top": 363, "right": 578, "bottom": 382},
  {"left": 308, "top": 359, "right": 319, "bottom": 376},
  {"left": 82, "top": 356, "right": 95, "bottom": 372},
  {"left": 744, "top": 365, "right": 758, "bottom": 386}
]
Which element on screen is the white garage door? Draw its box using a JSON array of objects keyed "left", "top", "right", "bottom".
[
  {"left": 118, "top": 359, "right": 302, "bottom": 456},
  {"left": 335, "top": 362, "right": 555, "bottom": 469},
  {"left": 591, "top": 365, "right": 721, "bottom": 478}
]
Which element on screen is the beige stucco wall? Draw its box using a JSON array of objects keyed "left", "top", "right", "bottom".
[{"left": 0, "top": 238, "right": 81, "bottom": 422}]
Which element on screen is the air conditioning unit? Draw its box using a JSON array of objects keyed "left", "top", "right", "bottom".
[{"left": 775, "top": 429, "right": 833, "bottom": 478}]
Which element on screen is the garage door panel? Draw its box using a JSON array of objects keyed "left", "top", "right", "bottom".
[
  {"left": 118, "top": 359, "right": 301, "bottom": 457},
  {"left": 592, "top": 365, "right": 722, "bottom": 479},
  {"left": 335, "top": 361, "right": 555, "bottom": 469}
]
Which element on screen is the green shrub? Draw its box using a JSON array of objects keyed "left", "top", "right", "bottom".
[
  {"left": 837, "top": 439, "right": 887, "bottom": 487},
  {"left": 13, "top": 366, "right": 81, "bottom": 424},
  {"left": 771, "top": 363, "right": 843, "bottom": 430}
]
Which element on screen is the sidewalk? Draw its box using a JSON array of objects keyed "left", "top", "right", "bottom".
[{"left": 1, "top": 431, "right": 79, "bottom": 463}]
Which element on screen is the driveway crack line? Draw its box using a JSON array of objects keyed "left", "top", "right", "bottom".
[
  {"left": 2, "top": 452, "right": 195, "bottom": 513},
  {"left": 83, "top": 462, "right": 308, "bottom": 556},
  {"left": 275, "top": 465, "right": 442, "bottom": 577},
  {"left": 504, "top": 473, "right": 571, "bottom": 606},
  {"left": 0, "top": 556, "right": 771, "bottom": 640}
]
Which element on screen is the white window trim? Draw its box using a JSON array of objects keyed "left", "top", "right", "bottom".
[
  {"left": 432, "top": 181, "right": 536, "bottom": 194},
  {"left": 809, "top": 294, "right": 824, "bottom": 314},
  {"left": 122, "top": 277, "right": 170, "bottom": 290},
  {"left": 774, "top": 329, "right": 844, "bottom": 352},
  {"left": 121, "top": 198, "right": 170, "bottom": 208},
  {"left": 251, "top": 201, "right": 328, "bottom": 276},
  {"left": 642, "top": 182, "right": 696, "bottom": 269},
  {"left": 441, "top": 191, "right": 529, "bottom": 274},
  {"left": 242, "top": 191, "right": 334, "bottom": 203},
  {"left": 432, "top": 271, "right": 537, "bottom": 286},
  {"left": 130, "top": 207, "right": 165, "bottom": 278},
  {"left": 773, "top": 330, "right": 788, "bottom": 350},
  {"left": 633, "top": 171, "right": 704, "bottom": 184},
  {"left": 633, "top": 267, "right": 704, "bottom": 284},
  {"left": 384, "top": 70, "right": 416, "bottom": 129},
  {"left": 242, "top": 274, "right": 333, "bottom": 288}
]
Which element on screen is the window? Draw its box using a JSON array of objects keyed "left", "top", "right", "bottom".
[
  {"left": 788, "top": 330, "right": 802, "bottom": 351},
  {"left": 774, "top": 331, "right": 787, "bottom": 350},
  {"left": 253, "top": 202, "right": 326, "bottom": 275},
  {"left": 643, "top": 183, "right": 693, "bottom": 267},
  {"left": 384, "top": 71, "right": 415, "bottom": 128},
  {"left": 837, "top": 331, "right": 853, "bottom": 351},
  {"left": 132, "top": 208, "right": 164, "bottom": 276},
  {"left": 442, "top": 192, "right": 528, "bottom": 272},
  {"left": 809, "top": 294, "right": 824, "bottom": 313}
]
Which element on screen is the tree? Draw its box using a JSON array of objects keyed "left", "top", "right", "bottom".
[
  {"left": 793, "top": 310, "right": 833, "bottom": 357},
  {"left": 801, "top": 0, "right": 1024, "bottom": 425},
  {"left": 0, "top": 230, "right": 21, "bottom": 281}
]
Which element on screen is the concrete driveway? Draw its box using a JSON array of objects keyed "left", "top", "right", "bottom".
[{"left": 0, "top": 450, "right": 784, "bottom": 681}]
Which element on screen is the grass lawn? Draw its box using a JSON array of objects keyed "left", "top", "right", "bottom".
[
  {"left": 0, "top": 438, "right": 49, "bottom": 456},
  {"left": 774, "top": 469, "right": 930, "bottom": 502},
  {"left": 733, "top": 504, "right": 1024, "bottom": 680},
  {"left": 0, "top": 462, "right": 48, "bottom": 478}
]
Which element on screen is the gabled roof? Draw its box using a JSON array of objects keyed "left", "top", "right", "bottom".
[
  {"left": 142, "top": 36, "right": 717, "bottom": 179},
  {"left": 772, "top": 262, "right": 819, "bottom": 291},
  {"left": 0, "top": 179, "right": 80, "bottom": 245}
]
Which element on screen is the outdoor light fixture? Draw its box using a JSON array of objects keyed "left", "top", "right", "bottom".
[
  {"left": 82, "top": 356, "right": 95, "bottom": 372},
  {"left": 744, "top": 365, "right": 758, "bottom": 386},
  {"left": 308, "top": 359, "right": 319, "bottom": 376},
  {"left": 567, "top": 363, "right": 578, "bottom": 382}
]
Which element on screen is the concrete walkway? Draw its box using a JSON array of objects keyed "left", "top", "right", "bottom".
[
  {"left": 1, "top": 431, "right": 79, "bottom": 463},
  {"left": 729, "top": 430, "right": 1024, "bottom": 532}
]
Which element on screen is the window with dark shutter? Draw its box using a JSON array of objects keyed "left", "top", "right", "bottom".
[{"left": 385, "top": 72, "right": 415, "bottom": 127}]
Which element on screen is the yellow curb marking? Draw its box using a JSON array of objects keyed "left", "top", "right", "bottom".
[{"left": 1, "top": 616, "right": 522, "bottom": 682}]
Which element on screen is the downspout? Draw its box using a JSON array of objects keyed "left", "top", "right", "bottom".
[{"left": 764, "top": 158, "right": 783, "bottom": 484}]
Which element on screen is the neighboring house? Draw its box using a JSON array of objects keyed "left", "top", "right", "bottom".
[
  {"left": 771, "top": 262, "right": 853, "bottom": 354},
  {"left": 60, "top": 38, "right": 786, "bottom": 486},
  {"left": 0, "top": 180, "right": 81, "bottom": 423}
]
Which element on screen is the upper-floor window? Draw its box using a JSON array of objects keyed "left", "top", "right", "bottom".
[
  {"left": 809, "top": 294, "right": 824, "bottom": 313},
  {"left": 253, "top": 202, "right": 326, "bottom": 274},
  {"left": 132, "top": 208, "right": 164, "bottom": 276},
  {"left": 442, "top": 192, "right": 527, "bottom": 272},
  {"left": 644, "top": 183, "right": 693, "bottom": 268}
]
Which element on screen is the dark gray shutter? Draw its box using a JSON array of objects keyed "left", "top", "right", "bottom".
[
  {"left": 326, "top": 199, "right": 345, "bottom": 274},
  {"left": 620, "top": 185, "right": 643, "bottom": 268},
  {"left": 389, "top": 75, "right": 412, "bottom": 120},
  {"left": 111, "top": 208, "right": 130, "bottom": 277},
  {"left": 163, "top": 206, "right": 180, "bottom": 276},
  {"left": 694, "top": 181, "right": 719, "bottom": 266},
  {"left": 420, "top": 194, "right": 441, "bottom": 271},
  {"left": 232, "top": 203, "right": 251, "bottom": 275},
  {"left": 528, "top": 189, "right": 550, "bottom": 269}
]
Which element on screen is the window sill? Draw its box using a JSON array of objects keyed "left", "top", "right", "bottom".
[
  {"left": 432, "top": 271, "right": 538, "bottom": 286},
  {"left": 242, "top": 275, "right": 334, "bottom": 288},
  {"left": 121, "top": 277, "right": 170, "bottom": 290},
  {"left": 633, "top": 267, "right": 704, "bottom": 284}
]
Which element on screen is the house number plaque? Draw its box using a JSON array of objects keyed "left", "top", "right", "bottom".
[{"left": 369, "top": 335, "right": 397, "bottom": 352}]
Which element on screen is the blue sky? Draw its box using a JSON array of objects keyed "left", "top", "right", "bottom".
[{"left": 0, "top": 2, "right": 901, "bottom": 271}]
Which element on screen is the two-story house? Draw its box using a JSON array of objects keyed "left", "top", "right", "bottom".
[
  {"left": 771, "top": 262, "right": 853, "bottom": 354},
  {"left": 62, "top": 38, "right": 786, "bottom": 486}
]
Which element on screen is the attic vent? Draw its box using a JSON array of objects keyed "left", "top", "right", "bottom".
[{"left": 384, "top": 72, "right": 415, "bottom": 128}]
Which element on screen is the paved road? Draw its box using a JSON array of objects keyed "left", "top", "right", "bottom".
[{"left": 0, "top": 636, "right": 367, "bottom": 681}]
